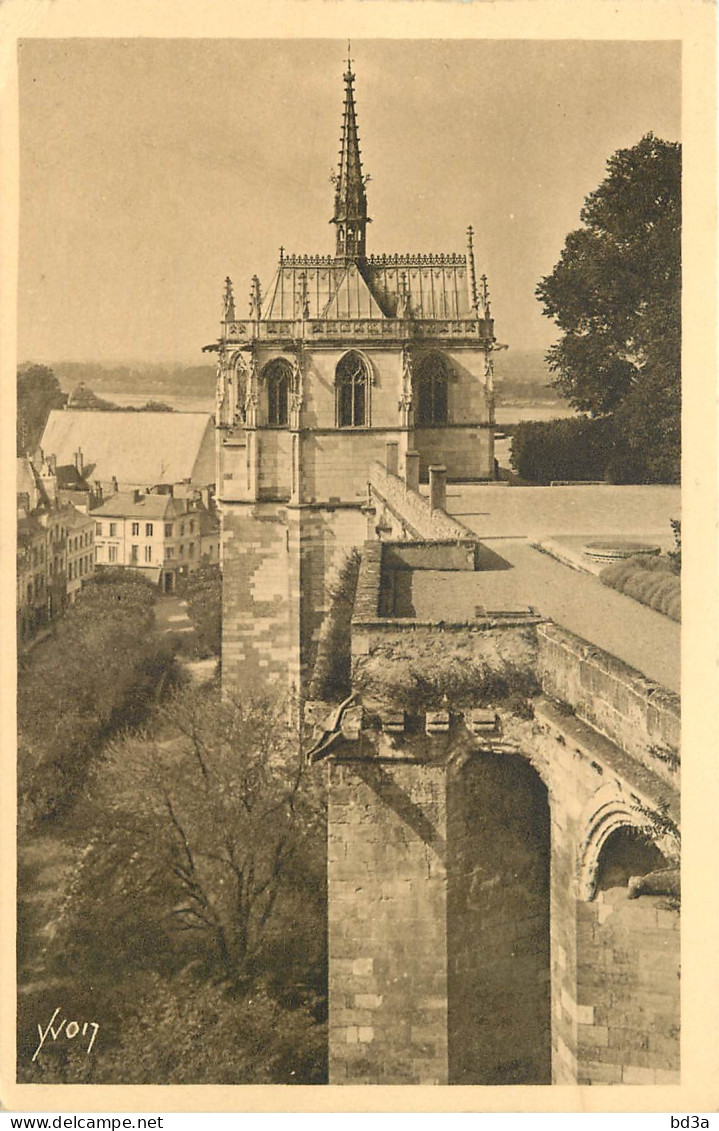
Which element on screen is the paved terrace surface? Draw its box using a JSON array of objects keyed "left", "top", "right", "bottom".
[{"left": 419, "top": 484, "right": 682, "bottom": 693}]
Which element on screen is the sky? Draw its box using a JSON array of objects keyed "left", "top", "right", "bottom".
[{"left": 17, "top": 38, "right": 681, "bottom": 364}]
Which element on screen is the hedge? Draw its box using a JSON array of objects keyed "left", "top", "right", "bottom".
[
  {"left": 510, "top": 416, "right": 614, "bottom": 484},
  {"left": 599, "top": 555, "right": 680, "bottom": 621}
]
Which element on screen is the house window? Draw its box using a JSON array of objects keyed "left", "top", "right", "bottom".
[
  {"left": 132, "top": 522, "right": 140, "bottom": 536},
  {"left": 145, "top": 523, "right": 153, "bottom": 537},
  {"left": 415, "top": 353, "right": 449, "bottom": 426},
  {"left": 109, "top": 523, "right": 117, "bottom": 537},
  {"left": 166, "top": 547, "right": 174, "bottom": 560},
  {"left": 179, "top": 544, "right": 184, "bottom": 557},
  {"left": 144, "top": 546, "right": 152, "bottom": 563},
  {"left": 189, "top": 520, "right": 195, "bottom": 534},
  {"left": 263, "top": 359, "right": 291, "bottom": 426},
  {"left": 130, "top": 545, "right": 139, "bottom": 563},
  {"left": 95, "top": 522, "right": 102, "bottom": 536},
  {"left": 108, "top": 545, "right": 118, "bottom": 563},
  {"left": 180, "top": 523, "right": 185, "bottom": 536},
  {"left": 165, "top": 523, "right": 173, "bottom": 537},
  {"left": 189, "top": 542, "right": 195, "bottom": 558},
  {"left": 336, "top": 351, "right": 368, "bottom": 428}
]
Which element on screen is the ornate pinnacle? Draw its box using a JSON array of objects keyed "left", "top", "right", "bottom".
[
  {"left": 298, "top": 271, "right": 310, "bottom": 320},
  {"left": 222, "top": 276, "right": 235, "bottom": 322},
  {"left": 466, "top": 226, "right": 479, "bottom": 313},
  {"left": 249, "top": 275, "right": 262, "bottom": 320},
  {"left": 480, "top": 273, "right": 491, "bottom": 320}
]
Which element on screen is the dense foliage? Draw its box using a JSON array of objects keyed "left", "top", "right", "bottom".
[
  {"left": 307, "top": 549, "right": 361, "bottom": 701},
  {"left": 17, "top": 571, "right": 183, "bottom": 824},
  {"left": 179, "top": 564, "right": 222, "bottom": 656},
  {"left": 19, "top": 684, "right": 328, "bottom": 1084},
  {"left": 17, "top": 364, "right": 67, "bottom": 455},
  {"left": 536, "top": 134, "right": 681, "bottom": 483},
  {"left": 510, "top": 416, "right": 614, "bottom": 484},
  {"left": 599, "top": 554, "right": 680, "bottom": 621}
]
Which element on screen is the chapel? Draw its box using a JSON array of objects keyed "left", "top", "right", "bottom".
[{"left": 213, "top": 54, "right": 498, "bottom": 507}]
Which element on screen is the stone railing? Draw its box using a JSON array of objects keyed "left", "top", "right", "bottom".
[
  {"left": 221, "top": 317, "right": 493, "bottom": 343},
  {"left": 368, "top": 461, "right": 475, "bottom": 543}
]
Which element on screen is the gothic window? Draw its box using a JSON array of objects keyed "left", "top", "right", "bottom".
[
  {"left": 336, "top": 351, "right": 368, "bottom": 427},
  {"left": 415, "top": 353, "right": 449, "bottom": 426},
  {"left": 263, "top": 359, "right": 291, "bottom": 426}
]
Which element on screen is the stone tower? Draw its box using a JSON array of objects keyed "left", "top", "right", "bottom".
[{"left": 210, "top": 56, "right": 498, "bottom": 696}]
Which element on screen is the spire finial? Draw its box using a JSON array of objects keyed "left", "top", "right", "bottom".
[{"left": 332, "top": 52, "right": 369, "bottom": 261}]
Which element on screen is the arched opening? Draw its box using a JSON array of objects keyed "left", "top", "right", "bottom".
[
  {"left": 414, "top": 353, "right": 449, "bottom": 426},
  {"left": 262, "top": 359, "right": 291, "bottom": 427},
  {"left": 574, "top": 821, "right": 680, "bottom": 1082},
  {"left": 336, "top": 351, "right": 369, "bottom": 428},
  {"left": 595, "top": 826, "right": 667, "bottom": 892},
  {"left": 447, "top": 752, "right": 551, "bottom": 1084}
]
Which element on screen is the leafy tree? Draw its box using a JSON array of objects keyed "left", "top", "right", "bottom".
[
  {"left": 536, "top": 134, "right": 680, "bottom": 481},
  {"left": 30, "top": 684, "right": 328, "bottom": 1083},
  {"left": 135, "top": 401, "right": 175, "bottom": 412},
  {"left": 180, "top": 564, "right": 222, "bottom": 656},
  {"left": 17, "top": 364, "right": 67, "bottom": 454},
  {"left": 57, "top": 685, "right": 326, "bottom": 988},
  {"left": 17, "top": 572, "right": 182, "bottom": 823}
]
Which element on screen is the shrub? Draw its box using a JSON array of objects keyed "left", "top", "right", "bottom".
[
  {"left": 19, "top": 971, "right": 327, "bottom": 1084},
  {"left": 376, "top": 657, "right": 540, "bottom": 718},
  {"left": 600, "top": 554, "right": 680, "bottom": 621},
  {"left": 510, "top": 416, "right": 615, "bottom": 484}
]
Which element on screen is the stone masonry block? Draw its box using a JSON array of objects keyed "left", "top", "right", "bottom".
[
  {"left": 623, "top": 1065, "right": 656, "bottom": 1084},
  {"left": 355, "top": 994, "right": 383, "bottom": 1010},
  {"left": 352, "top": 957, "right": 374, "bottom": 976},
  {"left": 577, "top": 1023, "right": 609, "bottom": 1048},
  {"left": 578, "top": 1062, "right": 623, "bottom": 1085}
]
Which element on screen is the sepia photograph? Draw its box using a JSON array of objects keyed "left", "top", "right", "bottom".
[{"left": 3, "top": 12, "right": 714, "bottom": 1108}]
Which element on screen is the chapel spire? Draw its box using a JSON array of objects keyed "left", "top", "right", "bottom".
[{"left": 331, "top": 48, "right": 370, "bottom": 261}]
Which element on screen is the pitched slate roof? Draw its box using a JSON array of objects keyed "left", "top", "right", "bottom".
[
  {"left": 260, "top": 252, "right": 474, "bottom": 323},
  {"left": 92, "top": 492, "right": 178, "bottom": 519},
  {"left": 40, "top": 411, "right": 215, "bottom": 488}
]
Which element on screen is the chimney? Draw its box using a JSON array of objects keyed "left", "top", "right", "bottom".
[
  {"left": 111, "top": 476, "right": 118, "bottom": 494},
  {"left": 385, "top": 442, "right": 399, "bottom": 477},
  {"left": 404, "top": 450, "right": 420, "bottom": 493},
  {"left": 429, "top": 465, "right": 447, "bottom": 512}
]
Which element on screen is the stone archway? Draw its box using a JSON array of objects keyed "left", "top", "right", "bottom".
[{"left": 446, "top": 751, "right": 551, "bottom": 1084}]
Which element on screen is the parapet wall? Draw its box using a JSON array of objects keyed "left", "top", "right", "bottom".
[
  {"left": 537, "top": 622, "right": 680, "bottom": 787},
  {"left": 368, "top": 461, "right": 475, "bottom": 542}
]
